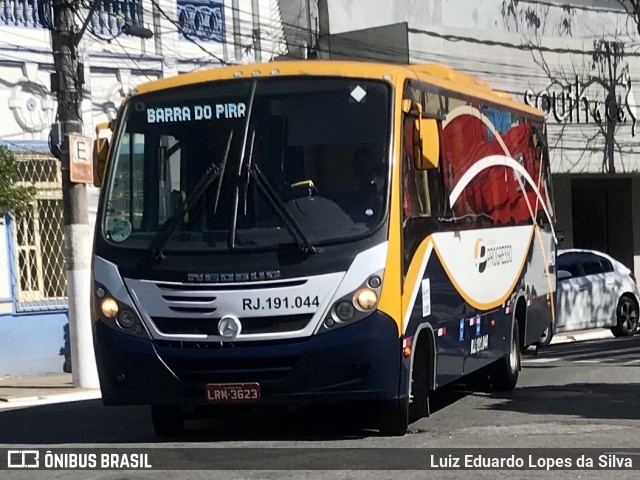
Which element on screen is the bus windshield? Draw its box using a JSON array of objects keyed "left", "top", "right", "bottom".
[{"left": 102, "top": 77, "right": 391, "bottom": 251}]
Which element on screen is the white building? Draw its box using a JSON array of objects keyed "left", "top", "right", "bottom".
[{"left": 0, "top": 0, "right": 290, "bottom": 376}]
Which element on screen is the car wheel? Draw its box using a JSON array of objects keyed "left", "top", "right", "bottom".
[
  {"left": 611, "top": 294, "right": 639, "bottom": 337},
  {"left": 536, "top": 324, "right": 553, "bottom": 348}
]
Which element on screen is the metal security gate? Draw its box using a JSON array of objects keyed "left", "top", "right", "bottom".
[{"left": 11, "top": 151, "right": 67, "bottom": 311}]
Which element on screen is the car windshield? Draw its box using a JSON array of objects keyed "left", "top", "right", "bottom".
[{"left": 101, "top": 77, "right": 391, "bottom": 251}]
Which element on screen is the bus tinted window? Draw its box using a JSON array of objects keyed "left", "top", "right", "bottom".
[
  {"left": 438, "top": 95, "right": 552, "bottom": 229},
  {"left": 102, "top": 78, "right": 391, "bottom": 251}
]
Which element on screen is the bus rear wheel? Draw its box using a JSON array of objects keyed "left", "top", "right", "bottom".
[
  {"left": 151, "top": 405, "right": 185, "bottom": 437},
  {"left": 487, "top": 320, "right": 521, "bottom": 392},
  {"left": 378, "top": 397, "right": 409, "bottom": 436}
]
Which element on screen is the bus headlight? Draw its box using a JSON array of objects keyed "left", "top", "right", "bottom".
[
  {"left": 117, "top": 309, "right": 136, "bottom": 329},
  {"left": 93, "top": 283, "right": 149, "bottom": 338},
  {"left": 320, "top": 270, "right": 384, "bottom": 333},
  {"left": 335, "top": 301, "right": 356, "bottom": 321},
  {"left": 354, "top": 288, "right": 378, "bottom": 310},
  {"left": 101, "top": 297, "right": 119, "bottom": 318}
]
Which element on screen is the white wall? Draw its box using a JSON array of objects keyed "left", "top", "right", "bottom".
[
  {"left": 329, "top": 0, "right": 625, "bottom": 36},
  {"left": 328, "top": 0, "right": 640, "bottom": 175}
]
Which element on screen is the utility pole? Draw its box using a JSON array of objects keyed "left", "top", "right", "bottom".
[
  {"left": 50, "top": 1, "right": 152, "bottom": 388},
  {"left": 50, "top": 0, "right": 98, "bottom": 389},
  {"left": 317, "top": 0, "right": 331, "bottom": 59},
  {"left": 251, "top": 0, "right": 262, "bottom": 63},
  {"left": 232, "top": 0, "right": 243, "bottom": 61}
]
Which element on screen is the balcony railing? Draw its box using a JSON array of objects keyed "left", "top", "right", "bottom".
[
  {"left": 1, "top": 0, "right": 43, "bottom": 28},
  {"left": 90, "top": 0, "right": 143, "bottom": 37},
  {"left": 178, "top": 0, "right": 225, "bottom": 43},
  {"left": 0, "top": 0, "right": 143, "bottom": 36}
]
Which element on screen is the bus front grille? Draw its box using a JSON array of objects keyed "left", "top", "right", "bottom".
[
  {"left": 160, "top": 355, "right": 300, "bottom": 383},
  {"left": 150, "top": 314, "right": 313, "bottom": 336}
]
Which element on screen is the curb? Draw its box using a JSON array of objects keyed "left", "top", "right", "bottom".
[
  {"left": 0, "top": 390, "right": 101, "bottom": 410},
  {"left": 550, "top": 328, "right": 614, "bottom": 345}
]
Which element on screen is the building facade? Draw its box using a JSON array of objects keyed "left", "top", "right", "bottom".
[
  {"left": 0, "top": 0, "right": 288, "bottom": 376},
  {"left": 3, "top": 0, "right": 638, "bottom": 376}
]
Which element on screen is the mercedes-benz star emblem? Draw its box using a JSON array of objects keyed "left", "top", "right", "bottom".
[{"left": 218, "top": 315, "right": 242, "bottom": 339}]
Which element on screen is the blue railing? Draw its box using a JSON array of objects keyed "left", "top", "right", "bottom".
[
  {"left": 0, "top": 0, "right": 143, "bottom": 35},
  {"left": 91, "top": 0, "right": 143, "bottom": 37},
  {"left": 0, "top": 0, "right": 42, "bottom": 28},
  {"left": 177, "top": 0, "right": 225, "bottom": 43}
]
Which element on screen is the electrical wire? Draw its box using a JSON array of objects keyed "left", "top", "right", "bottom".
[
  {"left": 112, "top": 36, "right": 155, "bottom": 82},
  {"left": 148, "top": 0, "right": 233, "bottom": 65}
]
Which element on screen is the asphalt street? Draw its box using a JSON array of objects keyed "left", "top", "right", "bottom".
[{"left": 2, "top": 335, "right": 640, "bottom": 479}]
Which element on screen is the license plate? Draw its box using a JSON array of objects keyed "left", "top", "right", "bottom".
[{"left": 205, "top": 383, "right": 260, "bottom": 403}]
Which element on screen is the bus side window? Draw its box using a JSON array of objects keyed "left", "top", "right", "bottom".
[
  {"left": 440, "top": 101, "right": 484, "bottom": 227},
  {"left": 402, "top": 118, "right": 432, "bottom": 220},
  {"left": 108, "top": 132, "right": 145, "bottom": 230},
  {"left": 476, "top": 106, "right": 512, "bottom": 226},
  {"left": 531, "top": 126, "right": 554, "bottom": 231},
  {"left": 402, "top": 115, "right": 440, "bottom": 274},
  {"left": 505, "top": 120, "right": 545, "bottom": 227}
]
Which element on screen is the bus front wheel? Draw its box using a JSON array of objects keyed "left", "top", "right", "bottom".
[
  {"left": 151, "top": 405, "right": 185, "bottom": 437},
  {"left": 378, "top": 397, "right": 409, "bottom": 436}
]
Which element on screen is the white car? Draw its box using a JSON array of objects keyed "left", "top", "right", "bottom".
[{"left": 538, "top": 249, "right": 640, "bottom": 347}]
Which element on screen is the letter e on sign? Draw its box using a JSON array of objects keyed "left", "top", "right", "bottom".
[{"left": 68, "top": 134, "right": 94, "bottom": 184}]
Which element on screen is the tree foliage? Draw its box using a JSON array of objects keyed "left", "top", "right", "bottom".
[
  {"left": 501, "top": 2, "right": 631, "bottom": 173},
  {"left": 0, "top": 146, "right": 36, "bottom": 217}
]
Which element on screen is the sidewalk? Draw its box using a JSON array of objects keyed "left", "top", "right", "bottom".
[
  {"left": 0, "top": 328, "right": 616, "bottom": 410},
  {"left": 549, "top": 327, "right": 614, "bottom": 345},
  {"left": 0, "top": 373, "right": 101, "bottom": 410}
]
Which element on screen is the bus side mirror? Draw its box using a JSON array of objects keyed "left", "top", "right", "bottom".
[
  {"left": 557, "top": 269, "right": 572, "bottom": 281},
  {"left": 414, "top": 118, "right": 440, "bottom": 170},
  {"left": 93, "top": 138, "right": 109, "bottom": 188},
  {"left": 93, "top": 121, "right": 113, "bottom": 188}
]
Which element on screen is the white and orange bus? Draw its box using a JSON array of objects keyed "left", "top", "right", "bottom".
[{"left": 90, "top": 60, "right": 556, "bottom": 436}]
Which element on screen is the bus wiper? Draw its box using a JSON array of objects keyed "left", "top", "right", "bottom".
[
  {"left": 249, "top": 163, "right": 321, "bottom": 254},
  {"left": 229, "top": 79, "right": 257, "bottom": 249},
  {"left": 228, "top": 79, "right": 318, "bottom": 254},
  {"left": 144, "top": 131, "right": 234, "bottom": 264}
]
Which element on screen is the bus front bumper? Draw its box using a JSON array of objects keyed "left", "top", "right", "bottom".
[{"left": 93, "top": 312, "right": 404, "bottom": 408}]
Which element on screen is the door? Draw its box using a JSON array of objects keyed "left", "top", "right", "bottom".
[
  {"left": 579, "top": 253, "right": 609, "bottom": 327},
  {"left": 572, "top": 179, "right": 633, "bottom": 271},
  {"left": 555, "top": 252, "right": 593, "bottom": 332},
  {"left": 580, "top": 252, "right": 617, "bottom": 327}
]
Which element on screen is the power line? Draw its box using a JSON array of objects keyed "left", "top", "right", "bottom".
[
  {"left": 137, "top": 15, "right": 287, "bottom": 65},
  {"left": 148, "top": 0, "right": 233, "bottom": 65},
  {"left": 407, "top": 26, "right": 640, "bottom": 58},
  {"left": 518, "top": 0, "right": 627, "bottom": 14},
  {"left": 112, "top": 36, "right": 155, "bottom": 82}
]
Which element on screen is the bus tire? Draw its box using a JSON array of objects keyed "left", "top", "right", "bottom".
[
  {"left": 487, "top": 320, "right": 521, "bottom": 392},
  {"left": 151, "top": 405, "right": 185, "bottom": 437},
  {"left": 408, "top": 336, "right": 431, "bottom": 423},
  {"left": 378, "top": 398, "right": 409, "bottom": 436}
]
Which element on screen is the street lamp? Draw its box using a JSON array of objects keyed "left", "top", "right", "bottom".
[{"left": 122, "top": 23, "right": 154, "bottom": 39}]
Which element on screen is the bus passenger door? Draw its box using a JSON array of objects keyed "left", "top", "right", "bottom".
[{"left": 401, "top": 97, "right": 464, "bottom": 383}]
